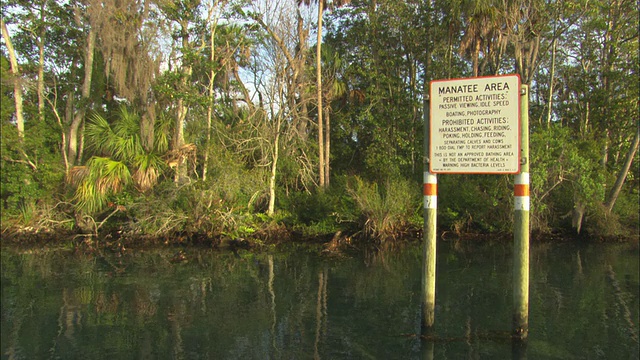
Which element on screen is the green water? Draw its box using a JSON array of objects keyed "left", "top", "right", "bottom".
[{"left": 1, "top": 240, "right": 638, "bottom": 359}]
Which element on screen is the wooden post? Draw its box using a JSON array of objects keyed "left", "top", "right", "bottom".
[
  {"left": 513, "top": 84, "right": 530, "bottom": 339},
  {"left": 422, "top": 94, "right": 437, "bottom": 333}
]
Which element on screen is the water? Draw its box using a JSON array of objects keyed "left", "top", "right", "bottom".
[{"left": 1, "top": 240, "right": 638, "bottom": 359}]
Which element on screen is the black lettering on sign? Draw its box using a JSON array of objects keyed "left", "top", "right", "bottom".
[
  {"left": 439, "top": 84, "right": 479, "bottom": 95},
  {"left": 484, "top": 82, "right": 510, "bottom": 91}
]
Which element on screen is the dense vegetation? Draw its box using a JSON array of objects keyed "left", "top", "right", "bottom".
[{"left": 1, "top": 0, "right": 638, "bottom": 246}]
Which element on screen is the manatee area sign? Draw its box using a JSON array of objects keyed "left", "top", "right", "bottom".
[
  {"left": 422, "top": 74, "right": 531, "bottom": 341},
  {"left": 429, "top": 74, "right": 521, "bottom": 174}
]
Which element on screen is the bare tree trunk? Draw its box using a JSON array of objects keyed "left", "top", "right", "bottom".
[
  {"left": 604, "top": 128, "right": 640, "bottom": 213},
  {"left": 46, "top": 84, "right": 70, "bottom": 173},
  {"left": 77, "top": 120, "right": 86, "bottom": 164},
  {"left": 202, "top": 102, "right": 213, "bottom": 182},
  {"left": 174, "top": 98, "right": 187, "bottom": 151},
  {"left": 68, "top": 27, "right": 96, "bottom": 165},
  {"left": 295, "top": 11, "right": 309, "bottom": 140},
  {"left": 316, "top": 0, "right": 325, "bottom": 188},
  {"left": 35, "top": 0, "right": 50, "bottom": 123},
  {"left": 572, "top": 198, "right": 586, "bottom": 234},
  {"left": 546, "top": 36, "right": 557, "bottom": 127},
  {"left": 203, "top": 1, "right": 221, "bottom": 182},
  {"left": 1, "top": 18, "right": 25, "bottom": 140},
  {"left": 140, "top": 105, "right": 156, "bottom": 152},
  {"left": 173, "top": 23, "right": 192, "bottom": 184},
  {"left": 324, "top": 110, "right": 330, "bottom": 187},
  {"left": 473, "top": 38, "right": 480, "bottom": 77},
  {"left": 173, "top": 96, "right": 189, "bottom": 183},
  {"left": 37, "top": 17, "right": 45, "bottom": 122},
  {"left": 268, "top": 117, "right": 282, "bottom": 216}
]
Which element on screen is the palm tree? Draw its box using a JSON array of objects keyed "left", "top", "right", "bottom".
[
  {"left": 458, "top": 0, "right": 500, "bottom": 77},
  {"left": 320, "top": 45, "right": 347, "bottom": 187},
  {"left": 298, "top": 0, "right": 350, "bottom": 188},
  {"left": 67, "top": 107, "right": 168, "bottom": 214}
]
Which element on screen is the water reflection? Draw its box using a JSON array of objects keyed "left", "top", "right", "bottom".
[{"left": 1, "top": 241, "right": 638, "bottom": 359}]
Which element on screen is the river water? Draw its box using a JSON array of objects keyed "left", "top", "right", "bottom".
[{"left": 1, "top": 239, "right": 638, "bottom": 359}]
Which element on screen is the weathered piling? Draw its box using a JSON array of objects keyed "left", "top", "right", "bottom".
[
  {"left": 422, "top": 94, "right": 437, "bottom": 333},
  {"left": 513, "top": 85, "right": 530, "bottom": 340}
]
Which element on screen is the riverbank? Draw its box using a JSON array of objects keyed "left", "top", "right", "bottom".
[{"left": 2, "top": 220, "right": 637, "bottom": 258}]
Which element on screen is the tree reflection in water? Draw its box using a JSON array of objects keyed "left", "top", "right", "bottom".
[{"left": 0, "top": 242, "right": 638, "bottom": 359}]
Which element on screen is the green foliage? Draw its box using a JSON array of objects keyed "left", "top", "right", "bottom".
[
  {"left": 1, "top": 0, "right": 638, "bottom": 240},
  {"left": 85, "top": 109, "right": 144, "bottom": 160},
  {"left": 124, "top": 145, "right": 267, "bottom": 238},
  {"left": 278, "top": 183, "right": 350, "bottom": 237},
  {"left": 325, "top": 2, "right": 426, "bottom": 181},
  {"left": 609, "top": 187, "right": 640, "bottom": 235},
  {"left": 69, "top": 108, "right": 167, "bottom": 214},
  {"left": 204, "top": 142, "right": 267, "bottom": 209},
  {"left": 438, "top": 174, "right": 512, "bottom": 233},
  {"left": 69, "top": 157, "right": 132, "bottom": 214},
  {"left": 0, "top": 57, "right": 14, "bottom": 123},
  {"left": 278, "top": 175, "right": 423, "bottom": 241},
  {"left": 344, "top": 176, "right": 420, "bottom": 241},
  {"left": 530, "top": 125, "right": 609, "bottom": 232},
  {"left": 1, "top": 56, "right": 65, "bottom": 225}
]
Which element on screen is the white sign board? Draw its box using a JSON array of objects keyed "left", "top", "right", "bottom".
[{"left": 429, "top": 75, "right": 521, "bottom": 174}]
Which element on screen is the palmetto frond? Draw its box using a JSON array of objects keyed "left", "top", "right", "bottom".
[
  {"left": 66, "top": 166, "right": 90, "bottom": 187},
  {"left": 73, "top": 179, "right": 104, "bottom": 215},
  {"left": 132, "top": 153, "right": 165, "bottom": 192},
  {"left": 71, "top": 107, "right": 169, "bottom": 213},
  {"left": 112, "top": 132, "right": 144, "bottom": 162},
  {"left": 113, "top": 107, "right": 141, "bottom": 138},
  {"left": 154, "top": 113, "right": 172, "bottom": 153},
  {"left": 71, "top": 157, "right": 131, "bottom": 213},
  {"left": 86, "top": 108, "right": 145, "bottom": 162},
  {"left": 85, "top": 114, "right": 118, "bottom": 155},
  {"left": 89, "top": 156, "right": 132, "bottom": 194}
]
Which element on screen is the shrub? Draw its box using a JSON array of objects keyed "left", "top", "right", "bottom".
[{"left": 345, "top": 176, "right": 420, "bottom": 241}]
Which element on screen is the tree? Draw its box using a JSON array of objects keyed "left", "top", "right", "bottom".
[
  {"left": 100, "top": 0, "right": 163, "bottom": 153},
  {"left": 323, "top": 0, "right": 428, "bottom": 180},
  {"left": 1, "top": 18, "right": 25, "bottom": 140},
  {"left": 604, "top": 128, "right": 639, "bottom": 213},
  {"left": 247, "top": 0, "right": 322, "bottom": 214},
  {"left": 67, "top": 24, "right": 95, "bottom": 166},
  {"left": 458, "top": 0, "right": 502, "bottom": 77},
  {"left": 245, "top": 0, "right": 296, "bottom": 214},
  {"left": 314, "top": 44, "right": 349, "bottom": 186},
  {"left": 202, "top": 0, "right": 226, "bottom": 182},
  {"left": 559, "top": 0, "right": 637, "bottom": 232},
  {"left": 298, "top": 0, "right": 350, "bottom": 188},
  {"left": 201, "top": 14, "right": 254, "bottom": 181},
  {"left": 157, "top": 0, "right": 205, "bottom": 183},
  {"left": 5, "top": 0, "right": 50, "bottom": 122}
]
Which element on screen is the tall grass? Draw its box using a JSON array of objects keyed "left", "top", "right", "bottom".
[{"left": 346, "top": 176, "right": 419, "bottom": 241}]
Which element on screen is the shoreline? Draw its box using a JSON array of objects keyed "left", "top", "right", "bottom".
[{"left": 2, "top": 224, "right": 637, "bottom": 257}]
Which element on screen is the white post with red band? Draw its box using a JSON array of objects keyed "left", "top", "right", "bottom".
[
  {"left": 422, "top": 90, "right": 438, "bottom": 334},
  {"left": 514, "top": 173, "right": 530, "bottom": 211},
  {"left": 513, "top": 85, "right": 530, "bottom": 340},
  {"left": 423, "top": 172, "right": 437, "bottom": 209},
  {"left": 422, "top": 170, "right": 437, "bottom": 333}
]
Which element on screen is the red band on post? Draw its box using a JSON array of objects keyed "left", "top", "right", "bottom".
[
  {"left": 514, "top": 184, "right": 529, "bottom": 197},
  {"left": 423, "top": 183, "right": 438, "bottom": 196}
]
